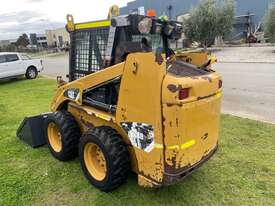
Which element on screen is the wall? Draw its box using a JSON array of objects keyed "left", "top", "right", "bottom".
[{"left": 45, "top": 28, "right": 70, "bottom": 47}]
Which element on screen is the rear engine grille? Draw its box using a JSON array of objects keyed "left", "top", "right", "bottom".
[{"left": 168, "top": 60, "right": 209, "bottom": 77}]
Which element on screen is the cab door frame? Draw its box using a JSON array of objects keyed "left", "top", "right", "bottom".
[{"left": 5, "top": 54, "right": 23, "bottom": 76}]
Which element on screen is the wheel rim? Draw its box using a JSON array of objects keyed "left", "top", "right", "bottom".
[
  {"left": 29, "top": 69, "right": 36, "bottom": 78},
  {"left": 84, "top": 143, "right": 107, "bottom": 181},
  {"left": 47, "top": 122, "right": 62, "bottom": 152}
]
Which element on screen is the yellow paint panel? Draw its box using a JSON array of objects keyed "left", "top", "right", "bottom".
[
  {"left": 50, "top": 63, "right": 124, "bottom": 112},
  {"left": 154, "top": 143, "right": 164, "bottom": 149},
  {"left": 163, "top": 93, "right": 221, "bottom": 170},
  {"left": 95, "top": 113, "right": 112, "bottom": 121},
  {"left": 75, "top": 20, "right": 111, "bottom": 30},
  {"left": 181, "top": 139, "right": 196, "bottom": 149},
  {"left": 167, "top": 139, "right": 196, "bottom": 150},
  {"left": 176, "top": 51, "right": 208, "bottom": 67},
  {"left": 67, "top": 102, "right": 139, "bottom": 174},
  {"left": 116, "top": 53, "right": 167, "bottom": 183},
  {"left": 162, "top": 72, "right": 221, "bottom": 105},
  {"left": 216, "top": 92, "right": 222, "bottom": 98}
]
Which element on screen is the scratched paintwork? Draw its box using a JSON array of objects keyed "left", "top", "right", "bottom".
[
  {"left": 162, "top": 89, "right": 221, "bottom": 172},
  {"left": 121, "top": 122, "right": 155, "bottom": 153}
]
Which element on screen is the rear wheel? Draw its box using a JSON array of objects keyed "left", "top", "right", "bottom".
[
  {"left": 79, "top": 126, "right": 130, "bottom": 192},
  {"left": 84, "top": 142, "right": 107, "bottom": 181},
  {"left": 46, "top": 111, "right": 80, "bottom": 161},
  {"left": 25, "top": 66, "right": 38, "bottom": 79}
]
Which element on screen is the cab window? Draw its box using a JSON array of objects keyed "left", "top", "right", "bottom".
[
  {"left": 83, "top": 78, "right": 121, "bottom": 113},
  {"left": 6, "top": 54, "right": 19, "bottom": 62},
  {"left": 21, "top": 54, "right": 30, "bottom": 60},
  {"left": 0, "top": 55, "right": 6, "bottom": 64},
  {"left": 131, "top": 34, "right": 163, "bottom": 52}
]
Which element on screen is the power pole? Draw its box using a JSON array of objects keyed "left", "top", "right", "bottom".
[{"left": 167, "top": 5, "right": 173, "bottom": 19}]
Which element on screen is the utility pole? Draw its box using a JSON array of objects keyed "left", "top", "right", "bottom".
[{"left": 167, "top": 5, "right": 173, "bottom": 19}]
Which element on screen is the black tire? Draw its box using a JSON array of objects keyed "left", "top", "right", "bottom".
[
  {"left": 45, "top": 111, "right": 81, "bottom": 161},
  {"left": 25, "top": 66, "right": 38, "bottom": 79},
  {"left": 79, "top": 126, "right": 130, "bottom": 192}
]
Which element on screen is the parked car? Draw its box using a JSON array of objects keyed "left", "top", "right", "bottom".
[{"left": 0, "top": 52, "right": 43, "bottom": 80}]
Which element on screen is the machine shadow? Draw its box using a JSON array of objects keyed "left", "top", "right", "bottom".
[
  {"left": 93, "top": 171, "right": 207, "bottom": 204},
  {"left": 0, "top": 77, "right": 24, "bottom": 85}
]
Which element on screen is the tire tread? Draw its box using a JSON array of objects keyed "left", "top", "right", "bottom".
[
  {"left": 80, "top": 126, "right": 130, "bottom": 192},
  {"left": 46, "top": 110, "right": 80, "bottom": 161}
]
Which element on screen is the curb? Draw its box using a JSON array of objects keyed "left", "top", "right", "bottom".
[
  {"left": 218, "top": 61, "right": 275, "bottom": 64},
  {"left": 222, "top": 111, "right": 275, "bottom": 125}
]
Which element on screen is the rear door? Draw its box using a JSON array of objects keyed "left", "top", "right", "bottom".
[{"left": 5, "top": 54, "right": 23, "bottom": 76}]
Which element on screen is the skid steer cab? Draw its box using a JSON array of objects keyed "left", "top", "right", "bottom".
[{"left": 17, "top": 10, "right": 222, "bottom": 192}]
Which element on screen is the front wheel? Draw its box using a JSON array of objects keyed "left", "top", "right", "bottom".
[
  {"left": 79, "top": 126, "right": 130, "bottom": 192},
  {"left": 45, "top": 111, "right": 80, "bottom": 161},
  {"left": 25, "top": 67, "right": 38, "bottom": 79}
]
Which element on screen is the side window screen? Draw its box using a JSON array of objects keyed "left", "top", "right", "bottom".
[
  {"left": 88, "top": 87, "right": 108, "bottom": 103},
  {"left": 75, "top": 31, "right": 90, "bottom": 75},
  {"left": 0, "top": 55, "right": 6, "bottom": 63},
  {"left": 6, "top": 54, "right": 19, "bottom": 62},
  {"left": 83, "top": 78, "right": 121, "bottom": 113},
  {"left": 71, "top": 27, "right": 109, "bottom": 80}
]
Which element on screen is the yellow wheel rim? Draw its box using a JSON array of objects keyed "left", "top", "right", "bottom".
[
  {"left": 84, "top": 143, "right": 107, "bottom": 181},
  {"left": 47, "top": 122, "right": 62, "bottom": 153}
]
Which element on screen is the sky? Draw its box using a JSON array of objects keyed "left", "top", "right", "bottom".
[{"left": 0, "top": 0, "right": 131, "bottom": 40}]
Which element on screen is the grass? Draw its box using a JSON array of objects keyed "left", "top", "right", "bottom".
[{"left": 0, "top": 78, "right": 275, "bottom": 206}]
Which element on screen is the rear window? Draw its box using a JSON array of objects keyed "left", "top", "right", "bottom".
[
  {"left": 21, "top": 54, "right": 31, "bottom": 60},
  {"left": 0, "top": 55, "right": 6, "bottom": 63},
  {"left": 71, "top": 27, "right": 109, "bottom": 80},
  {"left": 6, "top": 54, "right": 19, "bottom": 62},
  {"left": 131, "top": 34, "right": 163, "bottom": 52}
]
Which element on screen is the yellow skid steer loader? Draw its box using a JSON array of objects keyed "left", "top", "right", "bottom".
[{"left": 17, "top": 8, "right": 222, "bottom": 192}]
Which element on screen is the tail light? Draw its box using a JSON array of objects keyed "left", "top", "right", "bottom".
[
  {"left": 219, "top": 80, "right": 223, "bottom": 89},
  {"left": 179, "top": 88, "right": 189, "bottom": 100}
]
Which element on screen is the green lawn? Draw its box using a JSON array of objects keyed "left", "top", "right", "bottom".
[{"left": 0, "top": 78, "right": 275, "bottom": 206}]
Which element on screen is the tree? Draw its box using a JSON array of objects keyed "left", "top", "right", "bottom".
[
  {"left": 2, "top": 44, "right": 17, "bottom": 52},
  {"left": 183, "top": 0, "right": 235, "bottom": 48},
  {"left": 264, "top": 4, "right": 275, "bottom": 43},
  {"left": 216, "top": 0, "right": 235, "bottom": 37},
  {"left": 16, "top": 33, "right": 30, "bottom": 47}
]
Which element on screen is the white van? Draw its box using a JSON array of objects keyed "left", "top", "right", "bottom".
[{"left": 0, "top": 52, "right": 43, "bottom": 80}]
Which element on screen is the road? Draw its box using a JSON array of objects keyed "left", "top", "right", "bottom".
[
  {"left": 42, "top": 54, "right": 275, "bottom": 124},
  {"left": 42, "top": 54, "right": 69, "bottom": 78},
  {"left": 213, "top": 62, "right": 275, "bottom": 123}
]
